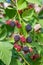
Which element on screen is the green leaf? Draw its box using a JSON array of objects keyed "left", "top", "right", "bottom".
[
  {"left": 25, "top": 53, "right": 40, "bottom": 65},
  {"left": 10, "top": 57, "right": 22, "bottom": 65},
  {"left": 0, "top": 60, "right": 5, "bottom": 65},
  {"left": 17, "top": 0, "right": 27, "bottom": 10},
  {"left": 0, "top": 42, "right": 13, "bottom": 65},
  {"left": 5, "top": 7, "right": 16, "bottom": 18},
  {"left": 10, "top": 58, "right": 18, "bottom": 65},
  {"left": 0, "top": 0, "right": 5, "bottom": 2},
  {"left": 12, "top": 48, "right": 19, "bottom": 58},
  {"left": 14, "top": 27, "right": 19, "bottom": 33},
  {"left": 37, "top": 33, "right": 43, "bottom": 45},
  {"left": 38, "top": 19, "right": 43, "bottom": 27},
  {"left": 31, "top": 42, "right": 42, "bottom": 54},
  {"left": 38, "top": 10, "right": 43, "bottom": 19},
  {"left": 22, "top": 9, "right": 34, "bottom": 21},
  {"left": 38, "top": 10, "right": 43, "bottom": 16},
  {"left": 17, "top": 0, "right": 25, "bottom": 5},
  {"left": 17, "top": 60, "right": 22, "bottom": 65},
  {"left": 26, "top": 0, "right": 42, "bottom": 5},
  {"left": 21, "top": 21, "right": 27, "bottom": 37},
  {"left": 0, "top": 25, "right": 7, "bottom": 40}
]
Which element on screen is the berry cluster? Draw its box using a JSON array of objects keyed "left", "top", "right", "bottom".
[
  {"left": 13, "top": 22, "right": 40, "bottom": 61},
  {"left": 6, "top": 20, "right": 33, "bottom": 44},
  {"left": 6, "top": 19, "right": 41, "bottom": 62},
  {"left": 14, "top": 34, "right": 32, "bottom": 43},
  {"left": 6, "top": 20, "right": 22, "bottom": 28}
]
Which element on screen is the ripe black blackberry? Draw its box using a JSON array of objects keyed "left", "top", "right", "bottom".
[
  {"left": 10, "top": 21, "right": 15, "bottom": 27},
  {"left": 26, "top": 36, "right": 32, "bottom": 43},
  {"left": 14, "top": 35, "right": 20, "bottom": 42},
  {"left": 22, "top": 46, "right": 29, "bottom": 52},
  {"left": 25, "top": 24, "right": 32, "bottom": 32}
]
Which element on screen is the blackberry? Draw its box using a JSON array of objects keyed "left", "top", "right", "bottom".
[
  {"left": 26, "top": 24, "right": 32, "bottom": 32},
  {"left": 22, "top": 46, "right": 29, "bottom": 52},
  {"left": 31, "top": 54, "right": 40, "bottom": 60},
  {"left": 14, "top": 44, "right": 21, "bottom": 52},
  {"left": 10, "top": 21, "right": 15, "bottom": 27},
  {"left": 20, "top": 36, "right": 26, "bottom": 43},
  {"left": 14, "top": 35, "right": 20, "bottom": 42},
  {"left": 26, "top": 36, "right": 32, "bottom": 43},
  {"left": 17, "top": 23, "right": 22, "bottom": 28},
  {"left": 29, "top": 47, "right": 33, "bottom": 52},
  {"left": 6, "top": 20, "right": 10, "bottom": 25}
]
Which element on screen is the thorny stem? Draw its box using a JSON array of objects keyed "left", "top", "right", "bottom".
[
  {"left": 16, "top": 0, "right": 21, "bottom": 23},
  {"left": 19, "top": 53, "right": 30, "bottom": 65},
  {"left": 11, "top": 0, "right": 21, "bottom": 23}
]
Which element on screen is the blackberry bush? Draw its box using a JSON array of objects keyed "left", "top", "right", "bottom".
[{"left": 0, "top": 0, "right": 43, "bottom": 65}]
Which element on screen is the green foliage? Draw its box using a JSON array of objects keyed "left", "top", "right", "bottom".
[
  {"left": 5, "top": 7, "right": 17, "bottom": 18},
  {"left": 22, "top": 9, "right": 34, "bottom": 21},
  {"left": 0, "top": 25, "right": 7, "bottom": 40},
  {"left": 0, "top": 0, "right": 43, "bottom": 65},
  {"left": 0, "top": 0, "right": 5, "bottom": 2},
  {"left": 0, "top": 42, "right": 13, "bottom": 65},
  {"left": 17, "top": 0, "right": 27, "bottom": 10},
  {"left": 26, "top": 0, "right": 42, "bottom": 5}
]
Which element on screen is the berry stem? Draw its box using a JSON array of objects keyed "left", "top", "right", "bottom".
[
  {"left": 19, "top": 53, "right": 30, "bottom": 65},
  {"left": 11, "top": 0, "right": 16, "bottom": 6},
  {"left": 16, "top": 0, "right": 22, "bottom": 23}
]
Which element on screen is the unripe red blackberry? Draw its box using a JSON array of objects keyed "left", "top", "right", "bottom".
[
  {"left": 6, "top": 20, "right": 15, "bottom": 27},
  {"left": 29, "top": 47, "right": 33, "bottom": 52},
  {"left": 17, "top": 23, "right": 22, "bottom": 28},
  {"left": 20, "top": 36, "right": 26, "bottom": 43},
  {"left": 6, "top": 20, "right": 10, "bottom": 25},
  {"left": 14, "top": 44, "right": 22, "bottom": 52},
  {"left": 31, "top": 54, "right": 40, "bottom": 61},
  {"left": 15, "top": 20, "right": 22, "bottom": 28}
]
